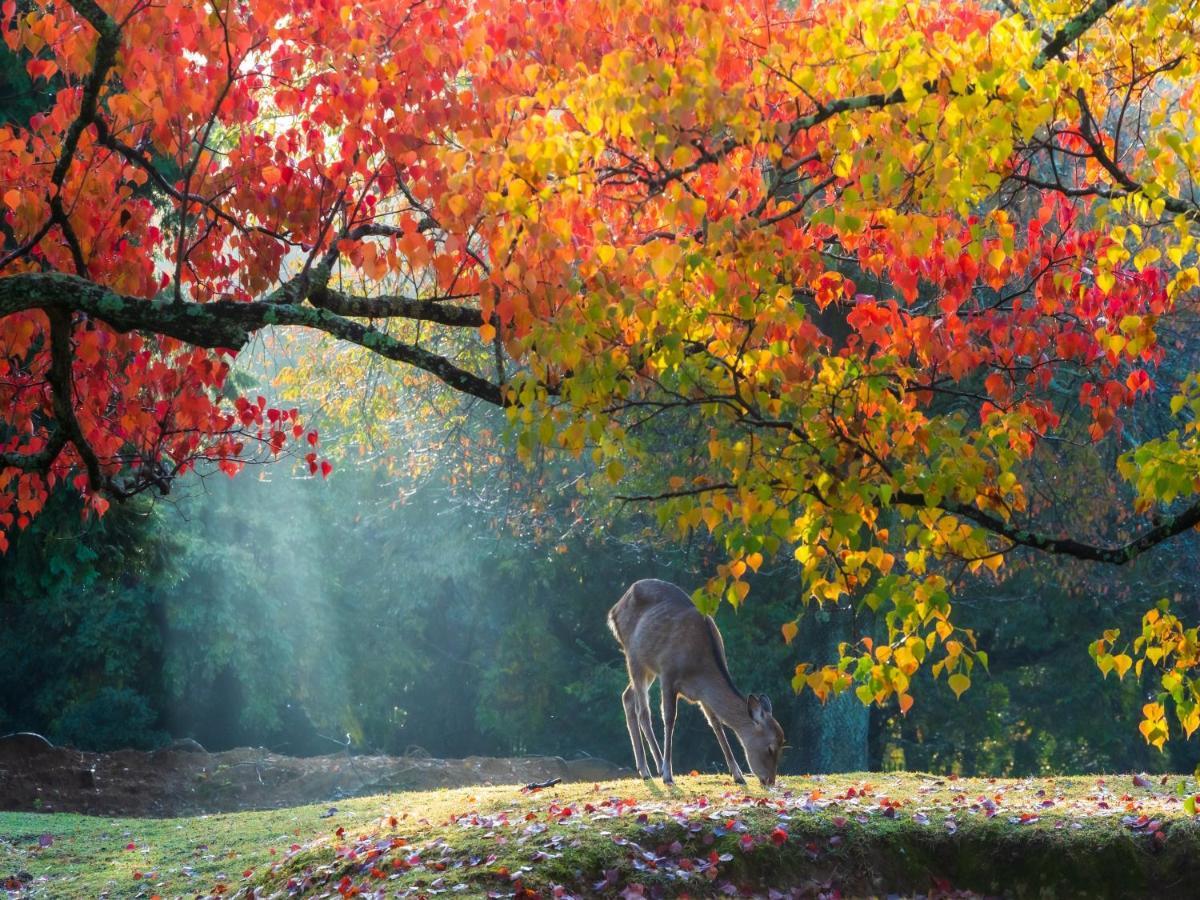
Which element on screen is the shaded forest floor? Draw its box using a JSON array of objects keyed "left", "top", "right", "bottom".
[
  {"left": 0, "top": 735, "right": 626, "bottom": 817},
  {"left": 5, "top": 772, "right": 1200, "bottom": 898}
]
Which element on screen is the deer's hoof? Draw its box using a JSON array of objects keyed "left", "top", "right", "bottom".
[{"left": 732, "top": 774, "right": 747, "bottom": 785}]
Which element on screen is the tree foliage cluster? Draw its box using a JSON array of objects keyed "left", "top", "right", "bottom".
[{"left": 5, "top": 0, "right": 1200, "bottom": 748}]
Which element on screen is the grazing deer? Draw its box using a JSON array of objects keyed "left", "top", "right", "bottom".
[{"left": 608, "top": 578, "right": 785, "bottom": 787}]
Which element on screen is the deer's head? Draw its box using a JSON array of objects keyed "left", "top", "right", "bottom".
[{"left": 743, "top": 693, "right": 785, "bottom": 787}]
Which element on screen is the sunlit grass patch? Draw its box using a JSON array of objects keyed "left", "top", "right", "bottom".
[{"left": 5, "top": 772, "right": 1200, "bottom": 897}]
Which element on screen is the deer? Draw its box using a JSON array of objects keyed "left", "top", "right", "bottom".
[{"left": 608, "top": 578, "right": 785, "bottom": 787}]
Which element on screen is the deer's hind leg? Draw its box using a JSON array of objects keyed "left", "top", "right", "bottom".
[
  {"left": 632, "top": 674, "right": 663, "bottom": 773},
  {"left": 621, "top": 684, "right": 653, "bottom": 779}
]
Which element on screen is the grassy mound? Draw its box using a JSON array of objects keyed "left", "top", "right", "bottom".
[{"left": 4, "top": 772, "right": 1200, "bottom": 898}]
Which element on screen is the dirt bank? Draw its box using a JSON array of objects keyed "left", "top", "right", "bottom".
[{"left": 0, "top": 733, "right": 628, "bottom": 817}]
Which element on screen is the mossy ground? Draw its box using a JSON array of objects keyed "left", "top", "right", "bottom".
[{"left": 4, "top": 772, "right": 1200, "bottom": 898}]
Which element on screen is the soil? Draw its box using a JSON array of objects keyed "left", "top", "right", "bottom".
[{"left": 0, "top": 733, "right": 629, "bottom": 818}]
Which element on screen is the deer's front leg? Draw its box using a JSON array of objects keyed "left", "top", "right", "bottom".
[
  {"left": 660, "top": 680, "right": 679, "bottom": 785},
  {"left": 702, "top": 704, "right": 746, "bottom": 785}
]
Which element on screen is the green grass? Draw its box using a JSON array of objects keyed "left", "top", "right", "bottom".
[{"left": 4, "top": 772, "right": 1200, "bottom": 898}]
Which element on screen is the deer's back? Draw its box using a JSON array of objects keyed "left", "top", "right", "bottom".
[{"left": 608, "top": 579, "right": 719, "bottom": 681}]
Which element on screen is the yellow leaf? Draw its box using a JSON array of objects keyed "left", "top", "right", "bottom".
[
  {"left": 729, "top": 579, "right": 750, "bottom": 607},
  {"left": 1112, "top": 653, "right": 1133, "bottom": 680},
  {"left": 781, "top": 621, "right": 798, "bottom": 645},
  {"left": 746, "top": 552, "right": 763, "bottom": 572},
  {"left": 479, "top": 322, "right": 496, "bottom": 342},
  {"left": 948, "top": 673, "right": 971, "bottom": 699},
  {"left": 447, "top": 194, "right": 469, "bottom": 217},
  {"left": 898, "top": 693, "right": 914, "bottom": 715},
  {"left": 648, "top": 245, "right": 680, "bottom": 280},
  {"left": 596, "top": 244, "right": 616, "bottom": 265}
]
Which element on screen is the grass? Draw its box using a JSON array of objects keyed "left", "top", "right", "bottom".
[{"left": 4, "top": 772, "right": 1200, "bottom": 898}]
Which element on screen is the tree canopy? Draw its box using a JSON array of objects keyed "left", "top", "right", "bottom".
[{"left": 4, "top": 0, "right": 1200, "bottom": 744}]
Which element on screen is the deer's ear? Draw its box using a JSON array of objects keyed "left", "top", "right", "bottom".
[
  {"left": 760, "top": 694, "right": 773, "bottom": 715},
  {"left": 748, "top": 693, "right": 766, "bottom": 724}
]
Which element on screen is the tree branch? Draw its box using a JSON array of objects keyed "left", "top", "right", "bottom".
[{"left": 0, "top": 272, "right": 505, "bottom": 406}]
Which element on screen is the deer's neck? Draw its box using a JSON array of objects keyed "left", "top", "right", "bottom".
[{"left": 694, "top": 676, "right": 753, "bottom": 735}]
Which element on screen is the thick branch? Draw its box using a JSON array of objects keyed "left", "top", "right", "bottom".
[
  {"left": 45, "top": 307, "right": 103, "bottom": 489},
  {"left": 0, "top": 429, "right": 68, "bottom": 471},
  {"left": 307, "top": 284, "right": 484, "bottom": 326},
  {"left": 1032, "top": 0, "right": 1123, "bottom": 69},
  {"left": 891, "top": 489, "right": 1200, "bottom": 565},
  {"left": 0, "top": 272, "right": 504, "bottom": 406}
]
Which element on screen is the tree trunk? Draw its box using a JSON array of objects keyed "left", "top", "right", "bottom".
[{"left": 791, "top": 605, "right": 869, "bottom": 773}]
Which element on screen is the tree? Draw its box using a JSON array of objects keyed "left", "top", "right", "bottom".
[{"left": 4, "top": 0, "right": 1200, "bottom": 743}]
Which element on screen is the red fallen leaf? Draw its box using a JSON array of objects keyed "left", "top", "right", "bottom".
[
  {"left": 739, "top": 833, "right": 754, "bottom": 851},
  {"left": 771, "top": 828, "right": 788, "bottom": 845},
  {"left": 335, "top": 826, "right": 346, "bottom": 838},
  {"left": 133, "top": 871, "right": 143, "bottom": 880},
  {"left": 832, "top": 816, "right": 848, "bottom": 828},
  {"left": 389, "top": 816, "right": 399, "bottom": 828},
  {"left": 125, "top": 842, "right": 136, "bottom": 850},
  {"left": 1132, "top": 774, "right": 1152, "bottom": 789},
  {"left": 243, "top": 869, "right": 254, "bottom": 877}
]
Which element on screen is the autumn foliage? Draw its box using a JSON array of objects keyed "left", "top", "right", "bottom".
[{"left": 4, "top": 0, "right": 1200, "bottom": 744}]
